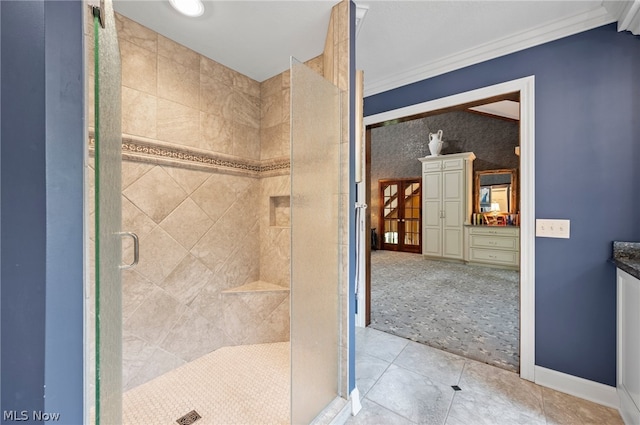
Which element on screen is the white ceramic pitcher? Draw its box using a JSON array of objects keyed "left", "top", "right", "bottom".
[{"left": 428, "top": 129, "right": 443, "bottom": 156}]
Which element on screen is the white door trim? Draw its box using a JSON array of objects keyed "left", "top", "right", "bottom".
[{"left": 363, "top": 76, "right": 536, "bottom": 381}]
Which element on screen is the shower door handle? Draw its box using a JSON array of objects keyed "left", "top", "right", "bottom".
[{"left": 119, "top": 231, "right": 139, "bottom": 270}]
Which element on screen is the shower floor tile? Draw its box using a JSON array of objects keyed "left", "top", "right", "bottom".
[{"left": 122, "top": 342, "right": 290, "bottom": 425}]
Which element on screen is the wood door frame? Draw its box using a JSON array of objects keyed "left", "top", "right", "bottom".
[
  {"left": 363, "top": 76, "right": 535, "bottom": 381},
  {"left": 378, "top": 178, "right": 422, "bottom": 253}
]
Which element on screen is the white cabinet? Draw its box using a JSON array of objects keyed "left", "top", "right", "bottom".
[
  {"left": 617, "top": 268, "right": 640, "bottom": 425},
  {"left": 465, "top": 226, "right": 520, "bottom": 269},
  {"left": 419, "top": 153, "right": 475, "bottom": 260}
]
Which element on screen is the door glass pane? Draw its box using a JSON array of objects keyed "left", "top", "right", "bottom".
[
  {"left": 403, "top": 182, "right": 420, "bottom": 247},
  {"left": 382, "top": 183, "right": 399, "bottom": 246},
  {"left": 290, "top": 58, "right": 341, "bottom": 424},
  {"left": 93, "top": 1, "right": 123, "bottom": 423}
]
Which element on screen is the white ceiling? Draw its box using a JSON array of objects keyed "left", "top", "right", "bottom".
[{"left": 113, "top": 0, "right": 617, "bottom": 94}]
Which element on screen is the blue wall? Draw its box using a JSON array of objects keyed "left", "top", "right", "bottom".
[
  {"left": 365, "top": 24, "right": 640, "bottom": 386},
  {"left": 1, "top": 2, "right": 85, "bottom": 423},
  {"left": 1, "top": 2, "right": 48, "bottom": 420}
]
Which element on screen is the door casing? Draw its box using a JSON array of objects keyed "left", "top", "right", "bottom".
[{"left": 362, "top": 76, "right": 536, "bottom": 381}]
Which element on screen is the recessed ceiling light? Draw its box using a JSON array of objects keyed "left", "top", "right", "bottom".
[{"left": 169, "top": 0, "right": 204, "bottom": 17}]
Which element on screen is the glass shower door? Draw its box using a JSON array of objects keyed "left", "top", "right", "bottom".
[
  {"left": 92, "top": 0, "right": 123, "bottom": 423},
  {"left": 290, "top": 58, "right": 342, "bottom": 424}
]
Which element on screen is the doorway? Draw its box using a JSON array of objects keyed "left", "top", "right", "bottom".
[
  {"left": 361, "top": 76, "right": 536, "bottom": 381},
  {"left": 379, "top": 178, "right": 421, "bottom": 253}
]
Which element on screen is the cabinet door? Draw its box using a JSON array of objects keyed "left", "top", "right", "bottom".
[
  {"left": 442, "top": 170, "right": 463, "bottom": 258},
  {"left": 423, "top": 172, "right": 442, "bottom": 256},
  {"left": 618, "top": 270, "right": 640, "bottom": 420}
]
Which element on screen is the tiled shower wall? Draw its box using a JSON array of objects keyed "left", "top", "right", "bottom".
[
  {"left": 87, "top": 13, "right": 300, "bottom": 391},
  {"left": 258, "top": 58, "right": 323, "bottom": 288}
]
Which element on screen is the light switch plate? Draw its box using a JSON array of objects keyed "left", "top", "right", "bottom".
[{"left": 536, "top": 219, "right": 570, "bottom": 239}]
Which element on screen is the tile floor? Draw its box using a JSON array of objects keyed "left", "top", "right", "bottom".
[
  {"left": 120, "top": 342, "right": 289, "bottom": 425},
  {"left": 347, "top": 327, "right": 623, "bottom": 425}
]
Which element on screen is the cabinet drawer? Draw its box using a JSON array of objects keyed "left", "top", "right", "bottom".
[
  {"left": 469, "top": 226, "right": 519, "bottom": 237},
  {"left": 423, "top": 161, "right": 442, "bottom": 172},
  {"left": 441, "top": 158, "right": 463, "bottom": 170},
  {"left": 470, "top": 235, "right": 518, "bottom": 250},
  {"left": 469, "top": 248, "right": 518, "bottom": 266}
]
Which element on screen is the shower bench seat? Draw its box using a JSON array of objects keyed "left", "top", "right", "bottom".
[
  {"left": 222, "top": 280, "right": 289, "bottom": 294},
  {"left": 220, "top": 280, "right": 290, "bottom": 345}
]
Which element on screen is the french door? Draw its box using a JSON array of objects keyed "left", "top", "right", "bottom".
[{"left": 379, "top": 178, "right": 421, "bottom": 253}]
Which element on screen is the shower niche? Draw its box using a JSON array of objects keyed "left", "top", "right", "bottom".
[{"left": 270, "top": 195, "right": 291, "bottom": 227}]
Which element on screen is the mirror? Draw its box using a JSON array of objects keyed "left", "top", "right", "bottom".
[{"left": 474, "top": 169, "right": 518, "bottom": 214}]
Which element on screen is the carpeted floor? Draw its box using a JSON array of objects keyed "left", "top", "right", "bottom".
[{"left": 369, "top": 250, "right": 520, "bottom": 372}]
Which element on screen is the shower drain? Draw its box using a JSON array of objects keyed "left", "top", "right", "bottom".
[{"left": 176, "top": 410, "right": 201, "bottom": 425}]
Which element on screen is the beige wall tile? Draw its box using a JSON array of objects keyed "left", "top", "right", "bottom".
[
  {"left": 233, "top": 91, "right": 260, "bottom": 129},
  {"left": 281, "top": 69, "right": 291, "bottom": 89},
  {"left": 160, "top": 308, "right": 232, "bottom": 362},
  {"left": 200, "top": 74, "right": 234, "bottom": 119},
  {"left": 201, "top": 56, "right": 233, "bottom": 87},
  {"left": 337, "top": 40, "right": 349, "bottom": 91},
  {"left": 233, "top": 122, "right": 260, "bottom": 160},
  {"left": 337, "top": 1, "right": 348, "bottom": 44},
  {"left": 305, "top": 55, "right": 324, "bottom": 76},
  {"left": 188, "top": 281, "right": 227, "bottom": 327},
  {"left": 161, "top": 166, "right": 210, "bottom": 195},
  {"left": 122, "top": 195, "right": 157, "bottom": 241},
  {"left": 123, "top": 165, "right": 189, "bottom": 223},
  {"left": 233, "top": 72, "right": 260, "bottom": 98},
  {"left": 133, "top": 226, "right": 189, "bottom": 284},
  {"left": 115, "top": 13, "right": 157, "bottom": 53},
  {"left": 158, "top": 55, "right": 200, "bottom": 110},
  {"left": 158, "top": 254, "right": 213, "bottom": 306},
  {"left": 216, "top": 221, "right": 261, "bottom": 286},
  {"left": 120, "top": 39, "right": 157, "bottom": 95},
  {"left": 124, "top": 285, "right": 186, "bottom": 345},
  {"left": 160, "top": 198, "right": 214, "bottom": 250},
  {"left": 261, "top": 123, "right": 288, "bottom": 160},
  {"left": 122, "top": 160, "right": 155, "bottom": 190},
  {"left": 122, "top": 86, "right": 157, "bottom": 139},
  {"left": 260, "top": 227, "right": 290, "bottom": 287},
  {"left": 191, "top": 191, "right": 259, "bottom": 273},
  {"left": 201, "top": 111, "right": 233, "bottom": 154},
  {"left": 261, "top": 74, "right": 282, "bottom": 99},
  {"left": 125, "top": 347, "right": 186, "bottom": 390},
  {"left": 253, "top": 296, "right": 290, "bottom": 343},
  {"left": 158, "top": 34, "right": 199, "bottom": 71},
  {"left": 122, "top": 332, "right": 156, "bottom": 390},
  {"left": 191, "top": 174, "right": 246, "bottom": 221},
  {"left": 122, "top": 271, "right": 156, "bottom": 321},
  {"left": 156, "top": 98, "right": 200, "bottom": 146},
  {"left": 261, "top": 93, "right": 282, "bottom": 129}
]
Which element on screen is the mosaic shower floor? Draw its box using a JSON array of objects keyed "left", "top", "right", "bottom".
[{"left": 122, "top": 342, "right": 290, "bottom": 425}]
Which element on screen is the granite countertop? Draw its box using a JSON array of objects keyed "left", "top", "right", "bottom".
[{"left": 612, "top": 241, "right": 640, "bottom": 280}]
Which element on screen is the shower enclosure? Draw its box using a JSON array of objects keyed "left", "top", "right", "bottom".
[
  {"left": 290, "top": 58, "right": 342, "bottom": 424},
  {"left": 90, "top": 2, "right": 345, "bottom": 423}
]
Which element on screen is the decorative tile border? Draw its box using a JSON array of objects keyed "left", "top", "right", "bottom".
[{"left": 88, "top": 133, "right": 290, "bottom": 177}]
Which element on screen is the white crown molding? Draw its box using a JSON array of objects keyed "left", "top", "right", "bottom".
[
  {"left": 364, "top": 6, "right": 616, "bottom": 97},
  {"left": 603, "top": 0, "right": 640, "bottom": 35}
]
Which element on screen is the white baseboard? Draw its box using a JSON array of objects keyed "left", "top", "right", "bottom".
[
  {"left": 534, "top": 366, "right": 619, "bottom": 409},
  {"left": 350, "top": 387, "right": 362, "bottom": 416}
]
